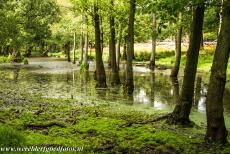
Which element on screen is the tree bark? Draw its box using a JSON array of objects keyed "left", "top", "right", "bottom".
[
  {"left": 122, "top": 35, "right": 128, "bottom": 60},
  {"left": 218, "top": 0, "right": 224, "bottom": 36},
  {"left": 100, "top": 17, "right": 104, "bottom": 53},
  {"left": 64, "top": 41, "right": 71, "bottom": 62},
  {"left": 94, "top": 3, "right": 107, "bottom": 88},
  {"left": 73, "top": 32, "right": 76, "bottom": 64},
  {"left": 109, "top": 0, "right": 120, "bottom": 85},
  {"left": 124, "top": 0, "right": 135, "bottom": 95},
  {"left": 149, "top": 13, "right": 157, "bottom": 70},
  {"left": 168, "top": 3, "right": 205, "bottom": 125},
  {"left": 80, "top": 21, "right": 84, "bottom": 64},
  {"left": 116, "top": 22, "right": 122, "bottom": 70},
  {"left": 171, "top": 12, "right": 182, "bottom": 77},
  {"left": 205, "top": 0, "right": 229, "bottom": 144},
  {"left": 83, "top": 17, "right": 89, "bottom": 70},
  {"left": 171, "top": 77, "right": 180, "bottom": 107}
]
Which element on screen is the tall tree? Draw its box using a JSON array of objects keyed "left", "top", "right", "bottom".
[
  {"left": 171, "top": 12, "right": 182, "bottom": 78},
  {"left": 116, "top": 23, "right": 122, "bottom": 70},
  {"left": 82, "top": 16, "right": 89, "bottom": 70},
  {"left": 80, "top": 16, "right": 84, "bottom": 64},
  {"left": 168, "top": 2, "right": 205, "bottom": 125},
  {"left": 149, "top": 13, "right": 157, "bottom": 70},
  {"left": 109, "top": 0, "right": 120, "bottom": 85},
  {"left": 94, "top": 1, "right": 107, "bottom": 88},
  {"left": 124, "top": 0, "right": 135, "bottom": 95},
  {"left": 205, "top": 0, "right": 230, "bottom": 144}
]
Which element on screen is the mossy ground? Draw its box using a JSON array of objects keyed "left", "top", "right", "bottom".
[{"left": 0, "top": 91, "right": 230, "bottom": 154}]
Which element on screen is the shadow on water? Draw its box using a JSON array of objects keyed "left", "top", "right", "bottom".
[{"left": 0, "top": 58, "right": 230, "bottom": 128}]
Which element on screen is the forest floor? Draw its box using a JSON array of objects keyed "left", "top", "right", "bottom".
[{"left": 0, "top": 89, "right": 230, "bottom": 153}]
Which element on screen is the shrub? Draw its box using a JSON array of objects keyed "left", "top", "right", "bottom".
[{"left": 23, "top": 58, "right": 29, "bottom": 65}]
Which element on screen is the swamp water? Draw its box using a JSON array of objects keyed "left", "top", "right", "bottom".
[{"left": 0, "top": 57, "right": 230, "bottom": 128}]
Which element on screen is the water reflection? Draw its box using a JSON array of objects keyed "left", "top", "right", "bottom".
[{"left": 0, "top": 59, "right": 230, "bottom": 115}]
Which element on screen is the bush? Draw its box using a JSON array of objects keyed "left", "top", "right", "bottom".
[
  {"left": 134, "top": 51, "right": 151, "bottom": 61},
  {"left": 0, "top": 55, "right": 14, "bottom": 63},
  {"left": 23, "top": 58, "right": 29, "bottom": 65}
]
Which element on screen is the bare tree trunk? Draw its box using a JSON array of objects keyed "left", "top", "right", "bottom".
[
  {"left": 168, "top": 3, "right": 205, "bottom": 125},
  {"left": 83, "top": 17, "right": 89, "bottom": 70},
  {"left": 100, "top": 17, "right": 104, "bottom": 53},
  {"left": 122, "top": 35, "right": 127, "bottom": 60},
  {"left": 80, "top": 20, "right": 84, "bottom": 64},
  {"left": 171, "top": 77, "right": 180, "bottom": 107},
  {"left": 109, "top": 0, "right": 120, "bottom": 85},
  {"left": 124, "top": 0, "right": 135, "bottom": 95},
  {"left": 171, "top": 12, "right": 182, "bottom": 77},
  {"left": 149, "top": 13, "right": 157, "bottom": 70},
  {"left": 64, "top": 41, "right": 71, "bottom": 62},
  {"left": 200, "top": 32, "right": 204, "bottom": 49},
  {"left": 73, "top": 32, "right": 76, "bottom": 64},
  {"left": 116, "top": 22, "right": 122, "bottom": 70},
  {"left": 218, "top": 0, "right": 224, "bottom": 36},
  {"left": 205, "top": 0, "right": 229, "bottom": 144},
  {"left": 94, "top": 3, "right": 107, "bottom": 88}
]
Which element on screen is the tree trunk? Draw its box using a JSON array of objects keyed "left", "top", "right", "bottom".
[
  {"left": 25, "top": 46, "right": 33, "bottom": 57},
  {"left": 65, "top": 41, "right": 71, "bottom": 62},
  {"left": 116, "top": 22, "right": 122, "bottom": 70},
  {"left": 149, "top": 13, "right": 157, "bottom": 70},
  {"left": 171, "top": 77, "right": 180, "bottom": 107},
  {"left": 94, "top": 3, "right": 107, "bottom": 88},
  {"left": 205, "top": 0, "right": 229, "bottom": 144},
  {"left": 124, "top": 0, "right": 135, "bottom": 95},
  {"left": 100, "top": 17, "right": 104, "bottom": 53},
  {"left": 200, "top": 33, "right": 204, "bottom": 49},
  {"left": 122, "top": 35, "right": 127, "bottom": 60},
  {"left": 218, "top": 0, "right": 224, "bottom": 36},
  {"left": 168, "top": 3, "right": 205, "bottom": 125},
  {"left": 109, "top": 0, "right": 120, "bottom": 85},
  {"left": 73, "top": 32, "right": 76, "bottom": 64},
  {"left": 83, "top": 17, "right": 89, "bottom": 70},
  {"left": 80, "top": 23, "right": 84, "bottom": 64},
  {"left": 171, "top": 12, "right": 182, "bottom": 77}
]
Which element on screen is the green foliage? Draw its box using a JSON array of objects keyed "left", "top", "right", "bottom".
[
  {"left": 134, "top": 51, "right": 151, "bottom": 61},
  {"left": 0, "top": 56, "right": 11, "bottom": 63},
  {"left": 0, "top": 125, "right": 25, "bottom": 146},
  {"left": 23, "top": 58, "right": 29, "bottom": 65}
]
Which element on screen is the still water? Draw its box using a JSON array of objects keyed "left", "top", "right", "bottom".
[{"left": 0, "top": 58, "right": 229, "bottom": 128}]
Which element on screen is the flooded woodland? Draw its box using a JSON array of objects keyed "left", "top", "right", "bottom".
[{"left": 1, "top": 0, "right": 230, "bottom": 153}]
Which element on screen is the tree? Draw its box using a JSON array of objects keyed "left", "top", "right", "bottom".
[
  {"left": 170, "top": 12, "right": 182, "bottom": 77},
  {"left": 167, "top": 2, "right": 205, "bottom": 125},
  {"left": 94, "top": 1, "right": 107, "bottom": 88},
  {"left": 149, "top": 13, "right": 157, "bottom": 70},
  {"left": 124, "top": 0, "right": 135, "bottom": 95},
  {"left": 205, "top": 0, "right": 229, "bottom": 144},
  {"left": 109, "top": 0, "right": 120, "bottom": 85},
  {"left": 82, "top": 16, "right": 89, "bottom": 69}
]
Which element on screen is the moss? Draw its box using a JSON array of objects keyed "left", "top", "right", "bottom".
[
  {"left": 0, "top": 90, "right": 229, "bottom": 153},
  {"left": 0, "top": 125, "right": 25, "bottom": 146}
]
